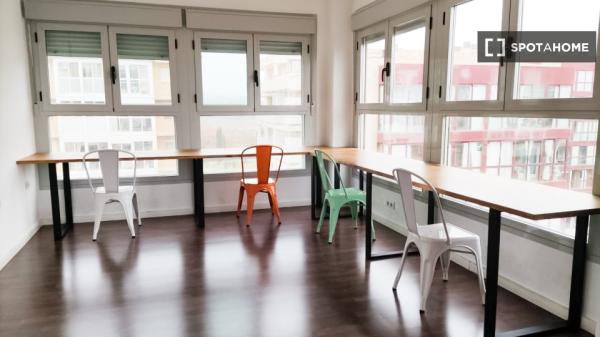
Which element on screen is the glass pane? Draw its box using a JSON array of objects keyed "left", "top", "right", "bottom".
[
  {"left": 391, "top": 25, "right": 426, "bottom": 104},
  {"left": 359, "top": 114, "right": 425, "bottom": 160},
  {"left": 444, "top": 116, "right": 598, "bottom": 237},
  {"left": 48, "top": 116, "right": 178, "bottom": 179},
  {"left": 46, "top": 30, "right": 105, "bottom": 105},
  {"left": 446, "top": 0, "right": 503, "bottom": 101},
  {"left": 360, "top": 34, "right": 386, "bottom": 104},
  {"left": 513, "top": 0, "right": 600, "bottom": 100},
  {"left": 116, "top": 34, "right": 172, "bottom": 105},
  {"left": 201, "top": 38, "right": 248, "bottom": 106},
  {"left": 259, "top": 41, "right": 303, "bottom": 106},
  {"left": 200, "top": 115, "right": 304, "bottom": 174}
]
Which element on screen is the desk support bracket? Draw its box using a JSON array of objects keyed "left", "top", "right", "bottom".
[{"left": 193, "top": 159, "right": 205, "bottom": 228}]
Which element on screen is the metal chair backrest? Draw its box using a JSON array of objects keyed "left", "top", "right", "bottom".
[
  {"left": 392, "top": 167, "right": 449, "bottom": 243},
  {"left": 83, "top": 149, "right": 137, "bottom": 193},
  {"left": 314, "top": 149, "right": 348, "bottom": 198},
  {"left": 240, "top": 145, "right": 283, "bottom": 184}
]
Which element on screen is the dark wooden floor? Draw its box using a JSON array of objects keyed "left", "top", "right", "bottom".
[{"left": 0, "top": 206, "right": 590, "bottom": 337}]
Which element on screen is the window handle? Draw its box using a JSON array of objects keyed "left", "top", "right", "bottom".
[
  {"left": 253, "top": 70, "right": 259, "bottom": 87},
  {"left": 111, "top": 66, "right": 116, "bottom": 85},
  {"left": 381, "top": 62, "right": 390, "bottom": 82}
]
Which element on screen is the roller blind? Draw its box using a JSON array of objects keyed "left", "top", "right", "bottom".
[
  {"left": 201, "top": 38, "right": 247, "bottom": 54},
  {"left": 45, "top": 30, "right": 102, "bottom": 57},
  {"left": 116, "top": 34, "right": 169, "bottom": 60},
  {"left": 260, "top": 41, "right": 302, "bottom": 55}
]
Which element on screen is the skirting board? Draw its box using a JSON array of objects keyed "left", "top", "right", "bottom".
[
  {"left": 373, "top": 211, "right": 598, "bottom": 335},
  {"left": 0, "top": 222, "right": 40, "bottom": 271},
  {"left": 39, "top": 199, "right": 311, "bottom": 225}
]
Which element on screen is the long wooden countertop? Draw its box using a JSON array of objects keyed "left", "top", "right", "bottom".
[
  {"left": 17, "top": 146, "right": 600, "bottom": 220},
  {"left": 315, "top": 147, "right": 600, "bottom": 220}
]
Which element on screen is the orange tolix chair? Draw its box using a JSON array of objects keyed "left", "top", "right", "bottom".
[{"left": 236, "top": 145, "right": 283, "bottom": 226}]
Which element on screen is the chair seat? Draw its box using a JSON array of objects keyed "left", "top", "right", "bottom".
[
  {"left": 326, "top": 187, "right": 365, "bottom": 198},
  {"left": 417, "top": 223, "right": 480, "bottom": 244},
  {"left": 241, "top": 177, "right": 275, "bottom": 185},
  {"left": 95, "top": 186, "right": 134, "bottom": 194}
]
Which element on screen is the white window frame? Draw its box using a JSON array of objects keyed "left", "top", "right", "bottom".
[
  {"left": 387, "top": 5, "right": 432, "bottom": 112},
  {"left": 355, "top": 21, "right": 389, "bottom": 111},
  {"left": 435, "top": 0, "right": 510, "bottom": 112},
  {"left": 36, "top": 23, "right": 113, "bottom": 113},
  {"left": 194, "top": 31, "right": 254, "bottom": 113},
  {"left": 253, "top": 34, "right": 311, "bottom": 113},
  {"left": 504, "top": 0, "right": 600, "bottom": 111},
  {"left": 109, "top": 26, "right": 180, "bottom": 113}
]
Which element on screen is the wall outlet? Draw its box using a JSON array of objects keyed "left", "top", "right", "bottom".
[{"left": 385, "top": 200, "right": 396, "bottom": 209}]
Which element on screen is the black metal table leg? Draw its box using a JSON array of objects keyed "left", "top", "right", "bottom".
[
  {"left": 427, "top": 191, "right": 435, "bottom": 224},
  {"left": 334, "top": 163, "right": 341, "bottom": 189},
  {"left": 484, "top": 209, "right": 502, "bottom": 337},
  {"left": 193, "top": 159, "right": 205, "bottom": 228},
  {"left": 568, "top": 215, "right": 589, "bottom": 330},
  {"left": 365, "top": 172, "right": 372, "bottom": 260},
  {"left": 359, "top": 170, "right": 364, "bottom": 217},
  {"left": 311, "top": 156, "right": 318, "bottom": 220},
  {"left": 48, "top": 163, "right": 73, "bottom": 241}
]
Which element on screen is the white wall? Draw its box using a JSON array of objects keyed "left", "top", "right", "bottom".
[
  {"left": 352, "top": 0, "right": 377, "bottom": 12},
  {"left": 0, "top": 0, "right": 40, "bottom": 269},
  {"left": 371, "top": 182, "right": 600, "bottom": 334}
]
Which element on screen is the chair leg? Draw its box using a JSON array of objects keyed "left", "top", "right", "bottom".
[
  {"left": 393, "top": 240, "right": 413, "bottom": 290},
  {"left": 92, "top": 198, "right": 105, "bottom": 241},
  {"left": 419, "top": 247, "right": 439, "bottom": 313},
  {"left": 120, "top": 197, "right": 136, "bottom": 238},
  {"left": 133, "top": 193, "right": 141, "bottom": 226},
  {"left": 267, "top": 192, "right": 274, "bottom": 215},
  {"left": 440, "top": 250, "right": 451, "bottom": 281},
  {"left": 236, "top": 186, "right": 244, "bottom": 218},
  {"left": 268, "top": 189, "right": 282, "bottom": 224},
  {"left": 327, "top": 205, "right": 341, "bottom": 244},
  {"left": 350, "top": 201, "right": 358, "bottom": 229},
  {"left": 473, "top": 244, "right": 487, "bottom": 305},
  {"left": 316, "top": 199, "right": 328, "bottom": 233},
  {"left": 245, "top": 190, "right": 257, "bottom": 226},
  {"left": 371, "top": 218, "right": 376, "bottom": 241}
]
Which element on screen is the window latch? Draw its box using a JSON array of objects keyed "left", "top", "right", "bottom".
[
  {"left": 381, "top": 62, "right": 390, "bottom": 82},
  {"left": 110, "top": 66, "right": 116, "bottom": 85},
  {"left": 253, "top": 70, "right": 259, "bottom": 87}
]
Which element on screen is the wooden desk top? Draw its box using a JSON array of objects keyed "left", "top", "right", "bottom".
[
  {"left": 17, "top": 146, "right": 600, "bottom": 220},
  {"left": 16, "top": 147, "right": 314, "bottom": 164},
  {"left": 314, "top": 147, "right": 600, "bottom": 220}
]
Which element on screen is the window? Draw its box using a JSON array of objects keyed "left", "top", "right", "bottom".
[
  {"left": 444, "top": 116, "right": 598, "bottom": 237},
  {"left": 40, "top": 25, "right": 111, "bottom": 111},
  {"left": 113, "top": 31, "right": 174, "bottom": 107},
  {"left": 200, "top": 115, "right": 304, "bottom": 174},
  {"left": 48, "top": 116, "right": 178, "bottom": 179},
  {"left": 511, "top": 0, "right": 600, "bottom": 101},
  {"left": 359, "top": 32, "right": 386, "bottom": 105},
  {"left": 255, "top": 36, "right": 310, "bottom": 111},
  {"left": 445, "top": 0, "right": 504, "bottom": 103},
  {"left": 359, "top": 114, "right": 425, "bottom": 161},
  {"left": 196, "top": 33, "right": 253, "bottom": 110}
]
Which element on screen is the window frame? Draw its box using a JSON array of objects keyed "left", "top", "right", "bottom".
[
  {"left": 504, "top": 0, "right": 600, "bottom": 111},
  {"left": 355, "top": 21, "right": 389, "bottom": 111},
  {"left": 108, "top": 26, "right": 180, "bottom": 113},
  {"left": 36, "top": 23, "right": 113, "bottom": 113},
  {"left": 435, "top": 0, "right": 511, "bottom": 112},
  {"left": 386, "top": 5, "right": 432, "bottom": 112},
  {"left": 253, "top": 34, "right": 311, "bottom": 113},
  {"left": 194, "top": 31, "right": 255, "bottom": 113}
]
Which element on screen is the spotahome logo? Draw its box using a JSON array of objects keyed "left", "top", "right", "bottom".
[{"left": 478, "top": 31, "right": 597, "bottom": 62}]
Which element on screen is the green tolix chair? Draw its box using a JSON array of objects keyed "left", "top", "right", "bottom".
[{"left": 314, "top": 149, "right": 376, "bottom": 243}]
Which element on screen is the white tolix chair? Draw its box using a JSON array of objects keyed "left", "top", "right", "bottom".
[
  {"left": 391, "top": 167, "right": 486, "bottom": 312},
  {"left": 83, "top": 150, "right": 141, "bottom": 241}
]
